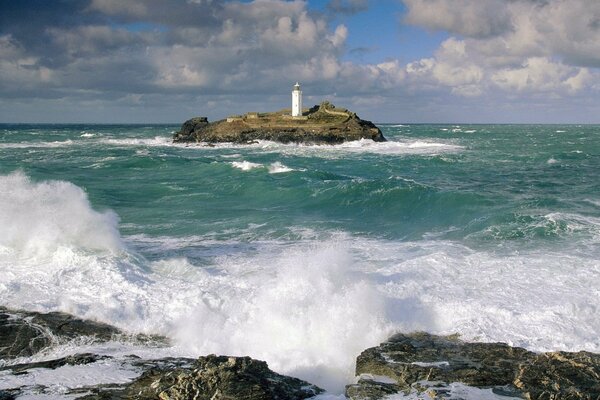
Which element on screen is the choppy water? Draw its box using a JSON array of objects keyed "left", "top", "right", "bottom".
[{"left": 1, "top": 123, "right": 599, "bottom": 394}]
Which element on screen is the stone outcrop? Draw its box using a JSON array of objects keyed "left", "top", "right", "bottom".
[
  {"left": 0, "top": 306, "right": 163, "bottom": 360},
  {"left": 4, "top": 307, "right": 600, "bottom": 400},
  {"left": 0, "top": 307, "right": 322, "bottom": 400},
  {"left": 80, "top": 355, "right": 323, "bottom": 400},
  {"left": 346, "top": 332, "right": 600, "bottom": 400},
  {"left": 173, "top": 101, "right": 386, "bottom": 144},
  {"left": 0, "top": 306, "right": 123, "bottom": 359}
]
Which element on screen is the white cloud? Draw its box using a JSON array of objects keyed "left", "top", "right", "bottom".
[
  {"left": 404, "top": 0, "right": 600, "bottom": 68},
  {"left": 400, "top": 0, "right": 600, "bottom": 99},
  {"left": 492, "top": 57, "right": 592, "bottom": 94},
  {"left": 2, "top": 0, "right": 600, "bottom": 122}
]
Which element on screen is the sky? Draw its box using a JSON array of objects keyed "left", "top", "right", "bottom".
[{"left": 1, "top": 0, "right": 599, "bottom": 123}]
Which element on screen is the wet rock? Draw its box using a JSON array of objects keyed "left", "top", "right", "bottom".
[
  {"left": 81, "top": 355, "right": 323, "bottom": 400},
  {"left": 1, "top": 353, "right": 110, "bottom": 374},
  {"left": 0, "top": 389, "right": 18, "bottom": 400},
  {"left": 0, "top": 307, "right": 166, "bottom": 360},
  {"left": 514, "top": 351, "right": 600, "bottom": 399},
  {"left": 347, "top": 332, "right": 600, "bottom": 400},
  {"left": 176, "top": 116, "right": 209, "bottom": 141}
]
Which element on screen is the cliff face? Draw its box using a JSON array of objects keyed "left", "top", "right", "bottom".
[{"left": 173, "top": 101, "right": 386, "bottom": 144}]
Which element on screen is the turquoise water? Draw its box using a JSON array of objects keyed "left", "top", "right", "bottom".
[
  {"left": 2, "top": 124, "right": 598, "bottom": 247},
  {"left": 1, "top": 123, "right": 599, "bottom": 391}
]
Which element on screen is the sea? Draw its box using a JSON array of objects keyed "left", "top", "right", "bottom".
[{"left": 0, "top": 123, "right": 599, "bottom": 397}]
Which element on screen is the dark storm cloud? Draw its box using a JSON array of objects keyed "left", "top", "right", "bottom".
[{"left": 0, "top": 0, "right": 354, "bottom": 102}]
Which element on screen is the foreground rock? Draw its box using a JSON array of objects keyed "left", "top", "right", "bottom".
[
  {"left": 0, "top": 306, "right": 163, "bottom": 360},
  {"left": 173, "top": 101, "right": 386, "bottom": 144},
  {"left": 0, "top": 306, "right": 122, "bottom": 360},
  {"left": 0, "top": 307, "right": 322, "bottom": 399},
  {"left": 79, "top": 355, "right": 323, "bottom": 400},
  {"left": 346, "top": 332, "right": 600, "bottom": 400}
]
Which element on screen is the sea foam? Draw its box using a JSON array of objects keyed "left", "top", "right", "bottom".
[
  {"left": 2, "top": 173, "right": 600, "bottom": 394},
  {"left": 0, "top": 173, "right": 391, "bottom": 392},
  {"left": 0, "top": 171, "right": 122, "bottom": 256}
]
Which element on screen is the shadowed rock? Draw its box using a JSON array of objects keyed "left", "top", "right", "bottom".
[
  {"left": 0, "top": 307, "right": 165, "bottom": 360},
  {"left": 1, "top": 353, "right": 110, "bottom": 374},
  {"left": 80, "top": 355, "right": 323, "bottom": 400}
]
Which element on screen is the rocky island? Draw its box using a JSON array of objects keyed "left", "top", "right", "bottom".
[{"left": 173, "top": 101, "right": 386, "bottom": 144}]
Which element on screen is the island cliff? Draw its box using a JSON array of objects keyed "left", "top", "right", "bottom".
[{"left": 173, "top": 101, "right": 386, "bottom": 144}]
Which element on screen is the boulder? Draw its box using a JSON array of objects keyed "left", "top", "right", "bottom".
[
  {"left": 0, "top": 307, "right": 166, "bottom": 360},
  {"left": 346, "top": 332, "right": 600, "bottom": 400},
  {"left": 81, "top": 355, "right": 323, "bottom": 400}
]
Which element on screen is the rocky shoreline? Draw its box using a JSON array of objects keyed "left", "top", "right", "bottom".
[
  {"left": 1, "top": 307, "right": 600, "bottom": 399},
  {"left": 173, "top": 101, "right": 386, "bottom": 144}
]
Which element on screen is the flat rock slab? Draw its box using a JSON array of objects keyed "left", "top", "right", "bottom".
[{"left": 347, "top": 332, "right": 600, "bottom": 400}]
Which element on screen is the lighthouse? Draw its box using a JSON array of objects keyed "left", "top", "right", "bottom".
[{"left": 292, "top": 82, "right": 302, "bottom": 117}]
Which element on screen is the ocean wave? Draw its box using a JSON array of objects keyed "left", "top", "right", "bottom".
[
  {"left": 268, "top": 161, "right": 294, "bottom": 173},
  {"left": 229, "top": 160, "right": 297, "bottom": 173},
  {"left": 0, "top": 171, "right": 123, "bottom": 256},
  {"left": 468, "top": 211, "right": 600, "bottom": 242},
  {"left": 100, "top": 136, "right": 173, "bottom": 147},
  {"left": 0, "top": 140, "right": 75, "bottom": 149},
  {"left": 2, "top": 172, "right": 600, "bottom": 393},
  {"left": 231, "top": 160, "right": 262, "bottom": 170},
  {"left": 175, "top": 138, "right": 464, "bottom": 156}
]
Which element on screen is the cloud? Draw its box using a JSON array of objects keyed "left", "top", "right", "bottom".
[
  {"left": 404, "top": 0, "right": 513, "bottom": 38},
  {"left": 401, "top": 0, "right": 600, "bottom": 101},
  {"left": 0, "top": 0, "right": 354, "bottom": 100},
  {"left": 403, "top": 0, "right": 600, "bottom": 68},
  {"left": 491, "top": 58, "right": 592, "bottom": 94},
  {"left": 0, "top": 0, "right": 599, "bottom": 123}
]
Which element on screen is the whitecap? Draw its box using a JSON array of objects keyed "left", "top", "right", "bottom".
[
  {"left": 268, "top": 161, "right": 294, "bottom": 173},
  {"left": 3, "top": 172, "right": 600, "bottom": 395},
  {"left": 231, "top": 160, "right": 262, "bottom": 170},
  {"left": 174, "top": 138, "right": 464, "bottom": 157},
  {"left": 101, "top": 136, "right": 173, "bottom": 147},
  {"left": 547, "top": 158, "right": 558, "bottom": 164}
]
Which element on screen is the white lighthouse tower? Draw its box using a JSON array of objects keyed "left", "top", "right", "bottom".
[{"left": 292, "top": 82, "right": 302, "bottom": 117}]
